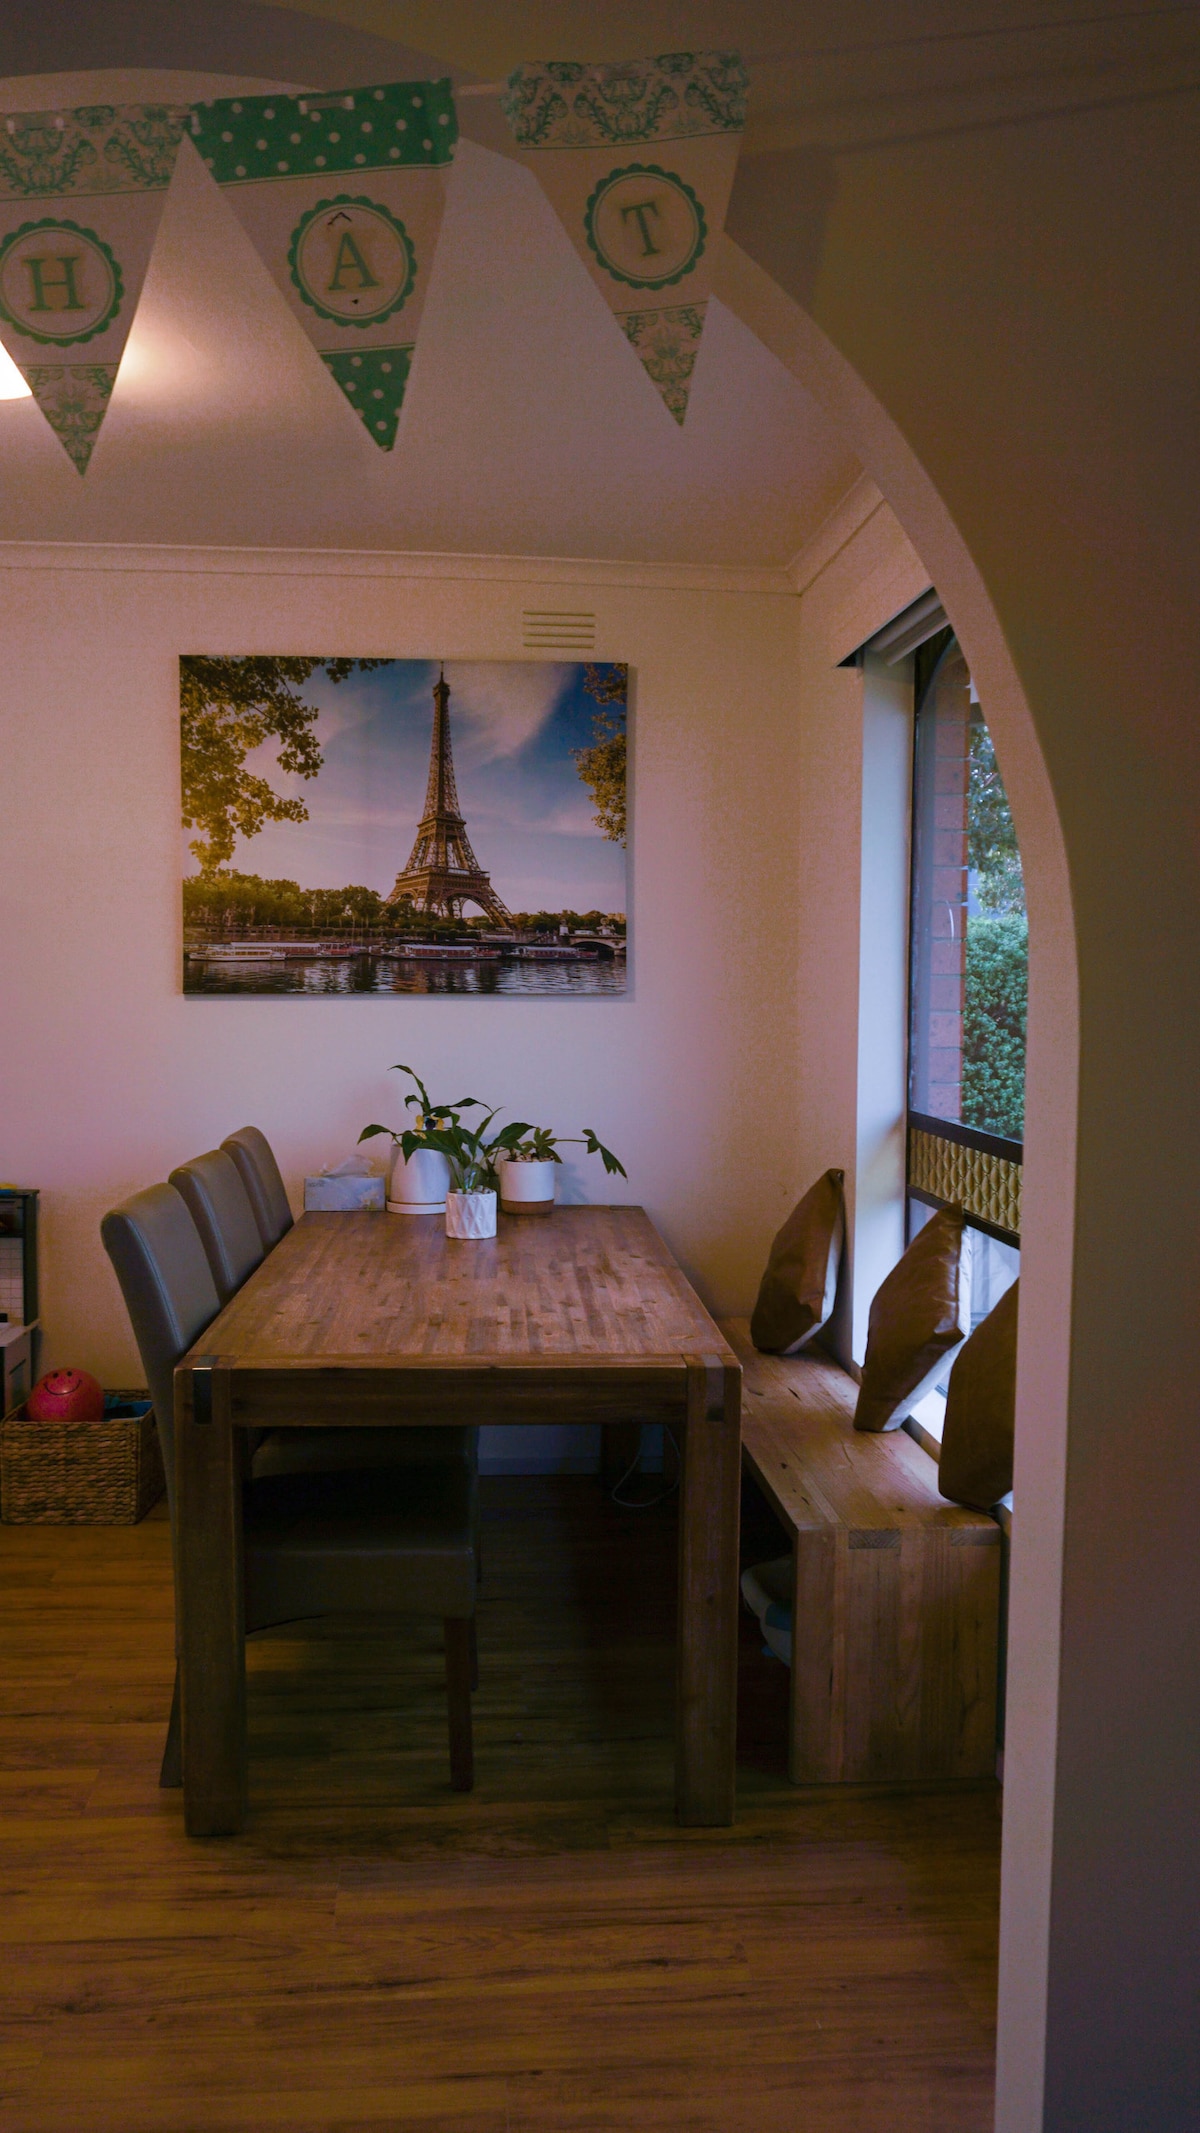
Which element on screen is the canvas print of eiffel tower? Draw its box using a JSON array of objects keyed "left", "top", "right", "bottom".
[{"left": 180, "top": 656, "right": 628, "bottom": 996}]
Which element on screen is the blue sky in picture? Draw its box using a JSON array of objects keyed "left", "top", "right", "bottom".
[{"left": 187, "top": 659, "right": 627, "bottom": 915}]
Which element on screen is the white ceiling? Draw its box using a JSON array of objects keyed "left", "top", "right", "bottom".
[{"left": 0, "top": 68, "right": 858, "bottom": 568}]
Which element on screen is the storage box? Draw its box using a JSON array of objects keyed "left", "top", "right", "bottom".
[
  {"left": 0, "top": 1322, "right": 34, "bottom": 1413},
  {"left": 1, "top": 1393, "right": 164, "bottom": 1524},
  {"left": 303, "top": 1174, "right": 385, "bottom": 1211}
]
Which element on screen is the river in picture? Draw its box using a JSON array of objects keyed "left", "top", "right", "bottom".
[{"left": 183, "top": 951, "right": 627, "bottom": 997}]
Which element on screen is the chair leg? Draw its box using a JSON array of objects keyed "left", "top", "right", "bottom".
[
  {"left": 159, "top": 1663, "right": 182, "bottom": 1789},
  {"left": 444, "top": 1617, "right": 474, "bottom": 1792}
]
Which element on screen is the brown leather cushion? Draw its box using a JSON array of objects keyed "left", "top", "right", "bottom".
[
  {"left": 854, "top": 1207, "right": 969, "bottom": 1432},
  {"left": 750, "top": 1169, "right": 845, "bottom": 1354},
  {"left": 938, "top": 1278, "right": 1019, "bottom": 1509}
]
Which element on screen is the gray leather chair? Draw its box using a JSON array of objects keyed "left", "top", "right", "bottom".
[
  {"left": 168, "top": 1148, "right": 263, "bottom": 1304},
  {"left": 101, "top": 1182, "right": 477, "bottom": 1799},
  {"left": 171, "top": 1143, "right": 478, "bottom": 1487},
  {"left": 221, "top": 1125, "right": 293, "bottom": 1250}
]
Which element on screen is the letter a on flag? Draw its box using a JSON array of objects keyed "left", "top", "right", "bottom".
[
  {"left": 0, "top": 102, "right": 190, "bottom": 471},
  {"left": 502, "top": 53, "right": 748, "bottom": 425},
  {"left": 189, "top": 81, "right": 457, "bottom": 449}
]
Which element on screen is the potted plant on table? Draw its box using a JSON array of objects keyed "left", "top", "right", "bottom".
[
  {"left": 496, "top": 1124, "right": 627, "bottom": 1216},
  {"left": 359, "top": 1064, "right": 487, "bottom": 1215},
  {"left": 360, "top": 1068, "right": 626, "bottom": 1238}
]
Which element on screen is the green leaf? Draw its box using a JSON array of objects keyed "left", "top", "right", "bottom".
[{"left": 582, "top": 1129, "right": 627, "bottom": 1178}]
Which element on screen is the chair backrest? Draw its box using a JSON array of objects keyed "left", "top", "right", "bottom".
[
  {"left": 100, "top": 1183, "right": 220, "bottom": 1521},
  {"left": 221, "top": 1125, "right": 293, "bottom": 1250},
  {"left": 168, "top": 1148, "right": 264, "bottom": 1303}
]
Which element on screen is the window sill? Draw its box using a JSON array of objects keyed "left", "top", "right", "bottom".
[{"left": 902, "top": 1396, "right": 1012, "bottom": 1535}]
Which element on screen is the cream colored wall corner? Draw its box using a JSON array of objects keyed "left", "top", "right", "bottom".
[
  {"left": 0, "top": 546, "right": 807, "bottom": 1386},
  {"left": 786, "top": 492, "right": 930, "bottom": 1367}
]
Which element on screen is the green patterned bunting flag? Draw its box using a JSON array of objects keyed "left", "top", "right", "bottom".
[
  {"left": 0, "top": 101, "right": 190, "bottom": 470},
  {"left": 502, "top": 52, "right": 747, "bottom": 425},
  {"left": 188, "top": 81, "right": 457, "bottom": 449}
]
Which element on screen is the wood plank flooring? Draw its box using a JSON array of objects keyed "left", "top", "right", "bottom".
[{"left": 0, "top": 1477, "right": 1000, "bottom": 2131}]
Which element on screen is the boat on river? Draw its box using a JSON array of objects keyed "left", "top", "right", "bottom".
[
  {"left": 187, "top": 942, "right": 285, "bottom": 963},
  {"left": 389, "top": 943, "right": 502, "bottom": 961},
  {"left": 508, "top": 944, "right": 597, "bottom": 961}
]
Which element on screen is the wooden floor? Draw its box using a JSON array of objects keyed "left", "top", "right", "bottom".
[{"left": 0, "top": 1476, "right": 1000, "bottom": 2131}]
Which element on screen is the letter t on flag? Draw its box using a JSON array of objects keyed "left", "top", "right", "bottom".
[
  {"left": 188, "top": 81, "right": 457, "bottom": 449},
  {"left": 501, "top": 53, "right": 748, "bottom": 425}
]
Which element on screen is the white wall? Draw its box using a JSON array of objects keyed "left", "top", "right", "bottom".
[
  {"left": 1, "top": 546, "right": 808, "bottom": 1388},
  {"left": 1, "top": 523, "right": 925, "bottom": 1430},
  {"left": 853, "top": 649, "right": 915, "bottom": 1362},
  {"left": 788, "top": 487, "right": 930, "bottom": 1366}
]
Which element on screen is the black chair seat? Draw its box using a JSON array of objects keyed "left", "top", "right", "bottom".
[
  {"left": 250, "top": 1424, "right": 476, "bottom": 1481},
  {"left": 244, "top": 1463, "right": 477, "bottom": 1628}
]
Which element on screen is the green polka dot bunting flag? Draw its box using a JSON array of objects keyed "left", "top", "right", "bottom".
[
  {"left": 0, "top": 101, "right": 191, "bottom": 470},
  {"left": 188, "top": 81, "right": 457, "bottom": 450},
  {"left": 501, "top": 53, "right": 747, "bottom": 426}
]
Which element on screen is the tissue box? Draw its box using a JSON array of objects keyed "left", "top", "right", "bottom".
[{"left": 304, "top": 1175, "right": 386, "bottom": 1212}]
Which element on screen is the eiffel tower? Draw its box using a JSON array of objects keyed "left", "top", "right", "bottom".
[{"left": 387, "top": 667, "right": 511, "bottom": 921}]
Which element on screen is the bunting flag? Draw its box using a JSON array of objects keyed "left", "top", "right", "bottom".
[
  {"left": 0, "top": 102, "right": 190, "bottom": 471},
  {"left": 189, "top": 81, "right": 457, "bottom": 450},
  {"left": 502, "top": 52, "right": 748, "bottom": 425}
]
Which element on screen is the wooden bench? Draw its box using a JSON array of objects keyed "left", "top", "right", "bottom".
[{"left": 722, "top": 1319, "right": 1001, "bottom": 1785}]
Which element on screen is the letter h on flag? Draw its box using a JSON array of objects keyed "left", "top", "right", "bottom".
[{"left": 0, "top": 102, "right": 191, "bottom": 471}]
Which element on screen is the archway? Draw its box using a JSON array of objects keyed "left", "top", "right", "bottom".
[{"left": 714, "top": 232, "right": 1077, "bottom": 2128}]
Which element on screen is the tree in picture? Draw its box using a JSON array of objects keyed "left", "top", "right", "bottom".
[
  {"left": 572, "top": 663, "right": 627, "bottom": 845},
  {"left": 180, "top": 655, "right": 393, "bottom": 873},
  {"left": 963, "top": 716, "right": 1028, "bottom": 1139}
]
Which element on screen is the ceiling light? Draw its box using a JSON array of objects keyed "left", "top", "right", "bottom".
[{"left": 0, "top": 341, "right": 31, "bottom": 399}]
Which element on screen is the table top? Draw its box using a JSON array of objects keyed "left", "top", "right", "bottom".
[{"left": 192, "top": 1205, "right": 735, "bottom": 1372}]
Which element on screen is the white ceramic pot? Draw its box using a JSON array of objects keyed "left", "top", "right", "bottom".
[
  {"left": 388, "top": 1146, "right": 451, "bottom": 1215},
  {"left": 497, "top": 1158, "right": 557, "bottom": 1217},
  {"left": 445, "top": 1189, "right": 497, "bottom": 1240}
]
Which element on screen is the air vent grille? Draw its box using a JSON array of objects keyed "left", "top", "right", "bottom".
[{"left": 522, "top": 609, "right": 596, "bottom": 652}]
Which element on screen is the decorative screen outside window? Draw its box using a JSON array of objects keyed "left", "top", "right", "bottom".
[{"left": 907, "top": 628, "right": 1025, "bottom": 1357}]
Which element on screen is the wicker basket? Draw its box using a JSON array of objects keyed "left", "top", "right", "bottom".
[{"left": 1, "top": 1393, "right": 165, "bottom": 1524}]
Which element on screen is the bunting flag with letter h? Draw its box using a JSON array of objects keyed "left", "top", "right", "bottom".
[
  {"left": 502, "top": 51, "right": 748, "bottom": 425},
  {"left": 189, "top": 80, "right": 457, "bottom": 449},
  {"left": 0, "top": 101, "right": 190, "bottom": 471}
]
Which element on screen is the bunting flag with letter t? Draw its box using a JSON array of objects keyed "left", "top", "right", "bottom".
[
  {"left": 0, "top": 102, "right": 190, "bottom": 471},
  {"left": 188, "top": 81, "right": 457, "bottom": 449},
  {"left": 502, "top": 51, "right": 748, "bottom": 425}
]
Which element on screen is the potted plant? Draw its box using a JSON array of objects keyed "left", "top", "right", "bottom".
[
  {"left": 496, "top": 1124, "right": 626, "bottom": 1216},
  {"left": 412, "top": 1110, "right": 536, "bottom": 1239},
  {"left": 359, "top": 1064, "right": 486, "bottom": 1216}
]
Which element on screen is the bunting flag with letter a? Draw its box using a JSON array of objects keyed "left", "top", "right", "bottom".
[
  {"left": 0, "top": 102, "right": 190, "bottom": 471},
  {"left": 189, "top": 81, "right": 457, "bottom": 450},
  {"left": 502, "top": 52, "right": 747, "bottom": 425}
]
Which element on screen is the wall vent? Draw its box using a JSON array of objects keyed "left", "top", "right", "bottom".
[{"left": 522, "top": 609, "right": 596, "bottom": 652}]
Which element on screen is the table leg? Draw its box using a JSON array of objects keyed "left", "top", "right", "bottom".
[
  {"left": 676, "top": 1355, "right": 741, "bottom": 1825},
  {"left": 176, "top": 1357, "right": 246, "bottom": 1836}
]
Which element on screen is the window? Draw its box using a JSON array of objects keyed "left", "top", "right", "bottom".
[{"left": 905, "top": 626, "right": 1025, "bottom": 1437}]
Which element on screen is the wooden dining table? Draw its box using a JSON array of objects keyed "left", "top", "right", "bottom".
[{"left": 175, "top": 1203, "right": 742, "bottom": 1837}]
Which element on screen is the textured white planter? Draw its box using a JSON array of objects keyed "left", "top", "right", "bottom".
[
  {"left": 387, "top": 1146, "right": 451, "bottom": 1215},
  {"left": 445, "top": 1189, "right": 497, "bottom": 1240},
  {"left": 498, "top": 1158, "right": 557, "bottom": 1217}
]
